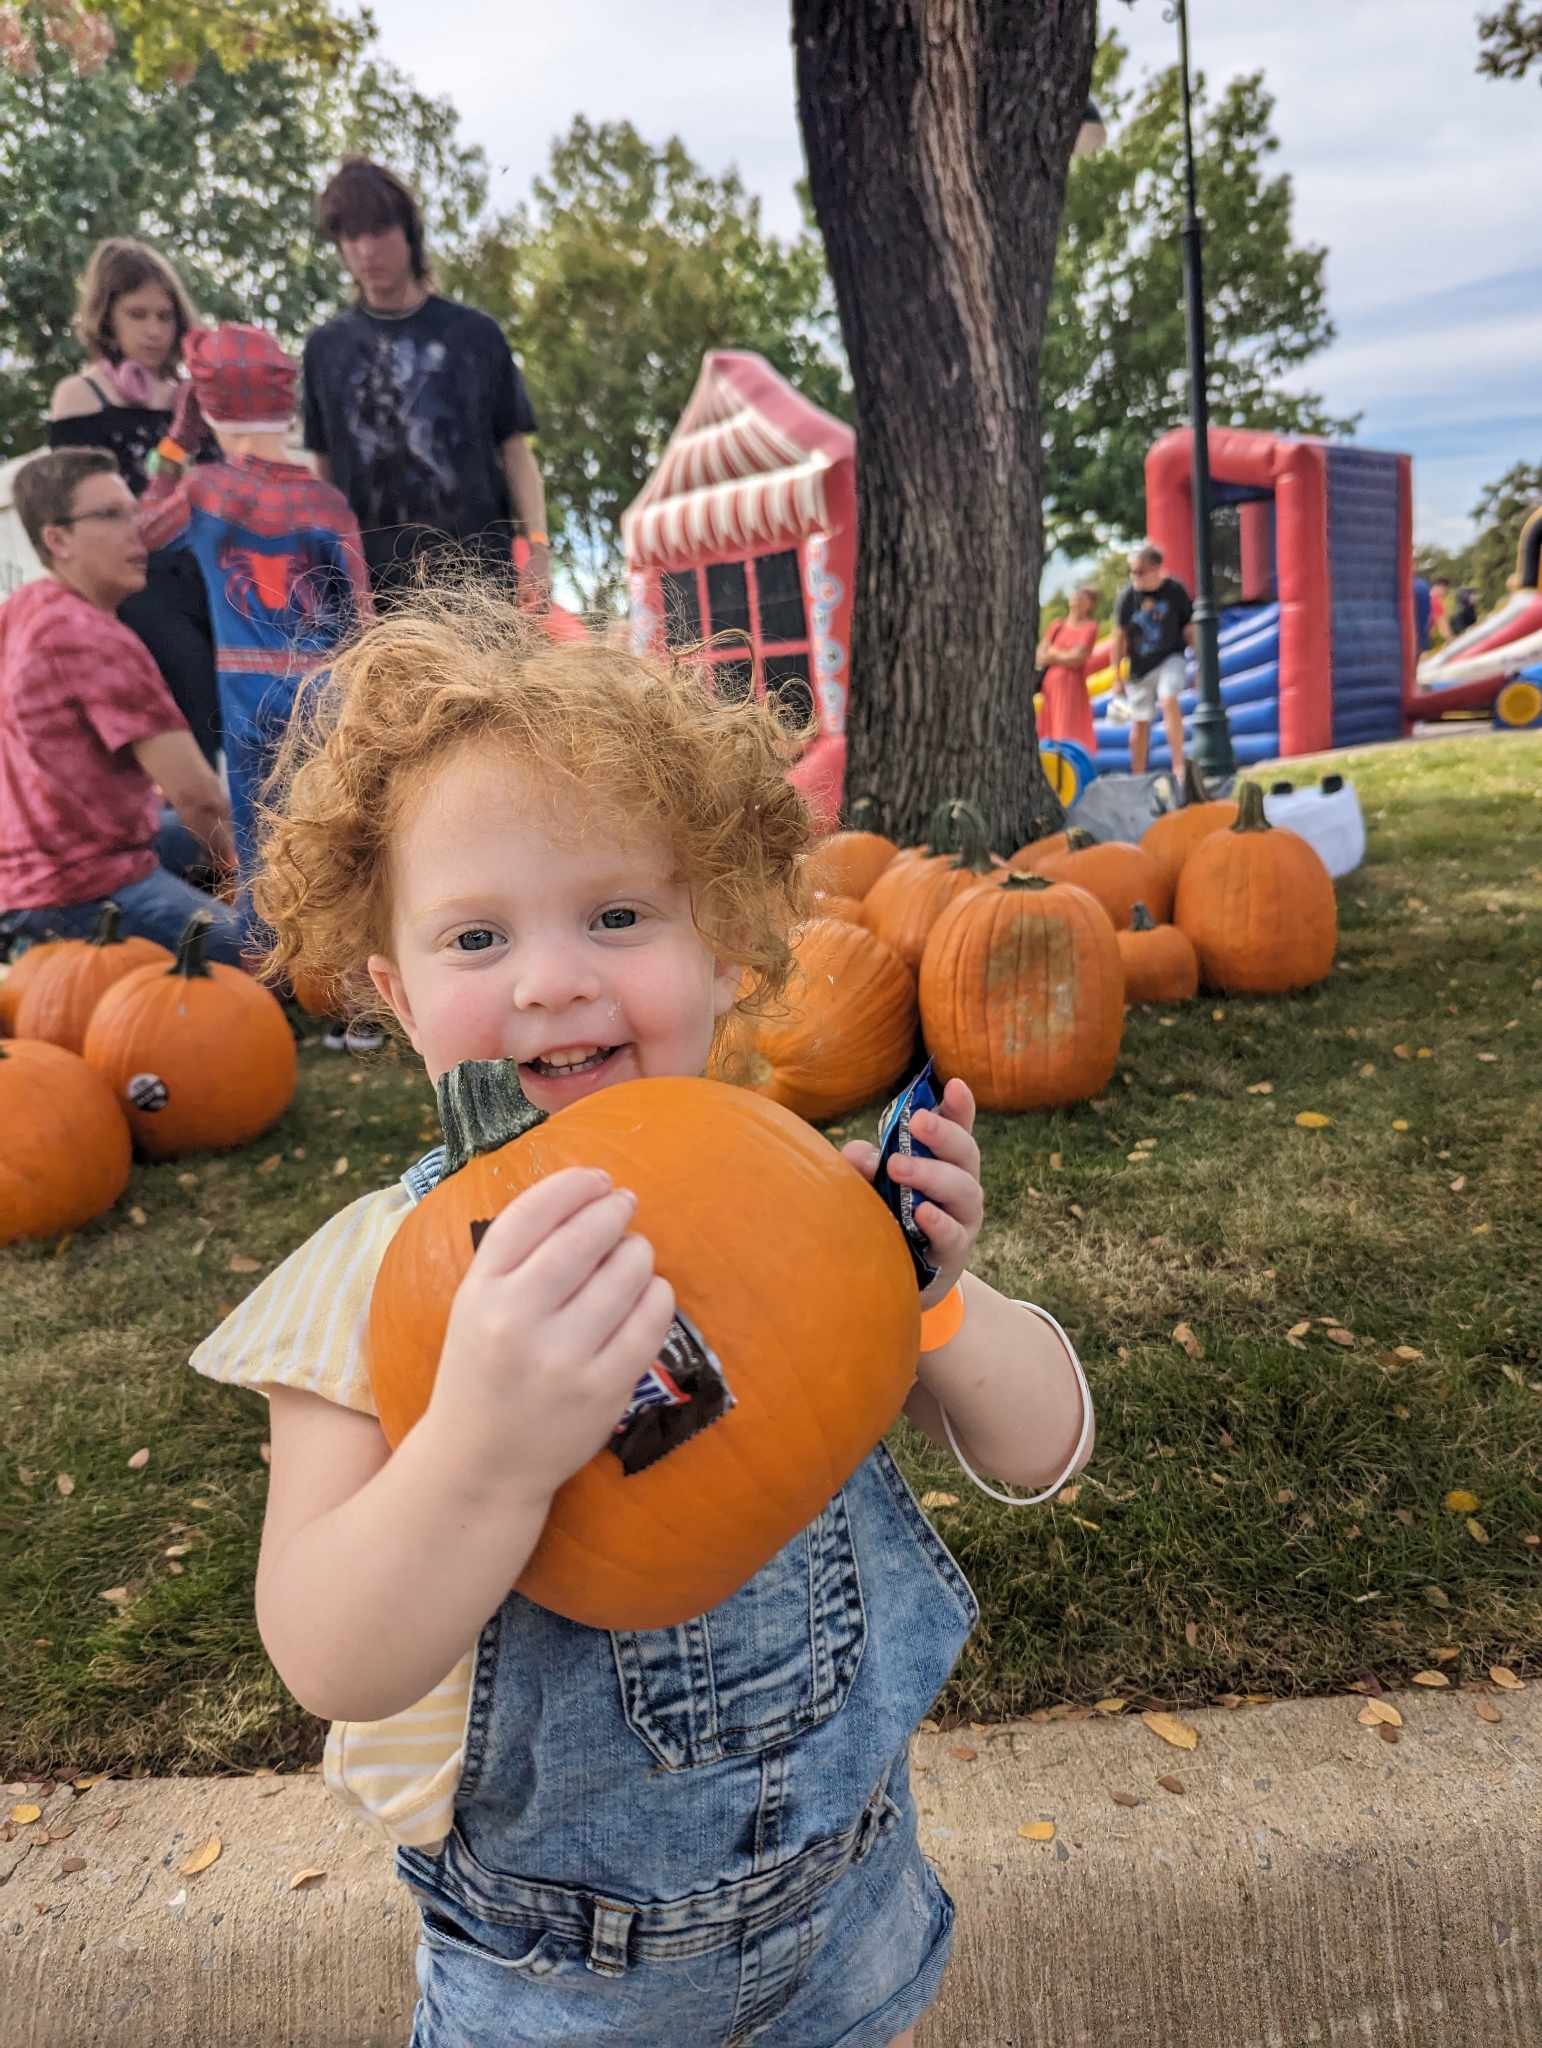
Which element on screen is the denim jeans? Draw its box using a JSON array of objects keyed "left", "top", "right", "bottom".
[{"left": 0, "top": 809, "right": 247, "bottom": 964}]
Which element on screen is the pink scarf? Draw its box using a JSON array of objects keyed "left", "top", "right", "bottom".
[{"left": 90, "top": 357, "right": 165, "bottom": 408}]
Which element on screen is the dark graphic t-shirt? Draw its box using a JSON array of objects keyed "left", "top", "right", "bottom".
[
  {"left": 301, "top": 297, "right": 537, "bottom": 591},
  {"left": 1115, "top": 577, "right": 1193, "bottom": 678}
]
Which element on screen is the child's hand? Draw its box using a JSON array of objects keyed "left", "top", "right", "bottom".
[
  {"left": 427, "top": 1168, "right": 675, "bottom": 1507},
  {"left": 842, "top": 1077, "right": 984, "bottom": 1307}
]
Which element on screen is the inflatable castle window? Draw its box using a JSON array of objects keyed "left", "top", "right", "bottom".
[{"left": 623, "top": 351, "right": 855, "bottom": 827}]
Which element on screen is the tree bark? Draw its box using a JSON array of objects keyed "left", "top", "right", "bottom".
[{"left": 792, "top": 0, "right": 1096, "bottom": 848}]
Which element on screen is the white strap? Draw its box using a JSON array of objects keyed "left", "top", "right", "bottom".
[{"left": 939, "top": 1300, "right": 1093, "bottom": 1508}]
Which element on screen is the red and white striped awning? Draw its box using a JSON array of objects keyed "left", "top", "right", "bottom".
[{"left": 622, "top": 351, "right": 854, "bottom": 571}]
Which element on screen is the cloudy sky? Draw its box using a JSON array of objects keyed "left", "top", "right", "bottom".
[{"left": 368, "top": 0, "right": 1542, "bottom": 553}]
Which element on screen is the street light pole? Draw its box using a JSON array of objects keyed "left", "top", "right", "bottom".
[{"left": 1171, "top": 0, "right": 1235, "bottom": 779}]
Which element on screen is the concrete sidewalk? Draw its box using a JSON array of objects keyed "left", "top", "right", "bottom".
[{"left": 5, "top": 1685, "right": 1540, "bottom": 2046}]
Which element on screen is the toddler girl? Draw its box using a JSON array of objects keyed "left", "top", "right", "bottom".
[{"left": 192, "top": 588, "right": 1094, "bottom": 2046}]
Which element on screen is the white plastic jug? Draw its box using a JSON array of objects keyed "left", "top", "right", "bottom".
[{"left": 1261, "top": 775, "right": 1365, "bottom": 878}]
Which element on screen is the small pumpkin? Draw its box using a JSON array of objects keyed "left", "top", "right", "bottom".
[
  {"left": 1116, "top": 902, "right": 1199, "bottom": 1005},
  {"left": 1034, "top": 829, "right": 1173, "bottom": 928},
  {"left": 734, "top": 916, "right": 917, "bottom": 1123},
  {"left": 862, "top": 801, "right": 1004, "bottom": 970},
  {"left": 368, "top": 1065, "right": 920, "bottom": 1630},
  {"left": 1140, "top": 761, "right": 1239, "bottom": 895},
  {"left": 13, "top": 903, "right": 171, "bottom": 1054},
  {"left": 1007, "top": 828, "right": 1073, "bottom": 874},
  {"left": 919, "top": 873, "right": 1124, "bottom": 1111},
  {"left": 805, "top": 796, "right": 899, "bottom": 900},
  {"left": 83, "top": 912, "right": 298, "bottom": 1158},
  {"left": 1174, "top": 780, "right": 1337, "bottom": 993},
  {"left": 0, "top": 1038, "right": 132, "bottom": 1244},
  {"left": 0, "top": 936, "right": 71, "bottom": 1036}
]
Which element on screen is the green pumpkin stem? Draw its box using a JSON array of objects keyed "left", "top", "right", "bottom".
[
  {"left": 1179, "top": 760, "right": 1213, "bottom": 808},
  {"left": 437, "top": 1058, "right": 547, "bottom": 1176},
  {"left": 1064, "top": 827, "right": 1097, "bottom": 853},
  {"left": 1230, "top": 782, "right": 1270, "bottom": 833},
  {"left": 946, "top": 799, "right": 1000, "bottom": 875},
  {"left": 924, "top": 796, "right": 968, "bottom": 856},
  {"left": 1129, "top": 901, "right": 1156, "bottom": 931},
  {"left": 1001, "top": 871, "right": 1053, "bottom": 893},
  {"left": 170, "top": 911, "right": 215, "bottom": 979},
  {"left": 90, "top": 901, "right": 123, "bottom": 948},
  {"left": 847, "top": 793, "right": 883, "bottom": 833}
]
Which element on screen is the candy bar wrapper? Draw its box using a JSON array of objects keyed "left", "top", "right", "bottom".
[{"left": 875, "top": 1061, "right": 942, "bottom": 1290}]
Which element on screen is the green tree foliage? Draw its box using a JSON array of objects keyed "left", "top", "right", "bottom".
[
  {"left": 1041, "top": 36, "right": 1353, "bottom": 557},
  {"left": 1476, "top": 2, "right": 1542, "bottom": 80},
  {"left": 0, "top": 0, "right": 359, "bottom": 87},
  {"left": 443, "top": 119, "right": 848, "bottom": 610},
  {"left": 1461, "top": 461, "right": 1542, "bottom": 612},
  {"left": 0, "top": 11, "right": 486, "bottom": 458}
]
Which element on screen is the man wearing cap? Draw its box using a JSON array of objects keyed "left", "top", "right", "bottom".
[{"left": 141, "top": 322, "right": 372, "bottom": 906}]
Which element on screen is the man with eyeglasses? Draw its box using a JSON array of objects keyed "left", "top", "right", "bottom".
[{"left": 0, "top": 447, "right": 242, "bottom": 962}]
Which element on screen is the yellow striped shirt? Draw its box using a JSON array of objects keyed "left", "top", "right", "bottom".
[{"left": 190, "top": 1184, "right": 474, "bottom": 1850}]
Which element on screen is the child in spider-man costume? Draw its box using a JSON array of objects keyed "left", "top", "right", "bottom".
[{"left": 141, "top": 324, "right": 372, "bottom": 981}]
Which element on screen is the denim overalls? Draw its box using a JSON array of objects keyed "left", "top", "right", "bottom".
[{"left": 393, "top": 1148, "right": 979, "bottom": 2046}]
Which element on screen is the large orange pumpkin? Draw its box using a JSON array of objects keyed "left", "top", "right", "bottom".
[
  {"left": 1140, "top": 762, "right": 1239, "bottom": 896},
  {"left": 14, "top": 904, "right": 171, "bottom": 1053},
  {"left": 1174, "top": 781, "right": 1337, "bottom": 993},
  {"left": 862, "top": 803, "right": 1004, "bottom": 970},
  {"left": 368, "top": 1067, "right": 920, "bottom": 1629},
  {"left": 83, "top": 912, "right": 298, "bottom": 1157},
  {"left": 0, "top": 937, "right": 71, "bottom": 1036},
  {"left": 1116, "top": 902, "right": 1199, "bottom": 1005},
  {"left": 0, "top": 1038, "right": 132, "bottom": 1244},
  {"left": 1034, "top": 829, "right": 1172, "bottom": 928},
  {"left": 734, "top": 916, "right": 917, "bottom": 1123},
  {"left": 919, "top": 874, "right": 1124, "bottom": 1111},
  {"left": 804, "top": 796, "right": 898, "bottom": 901}
]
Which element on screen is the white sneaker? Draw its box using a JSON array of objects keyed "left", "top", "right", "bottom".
[{"left": 343, "top": 1021, "right": 385, "bottom": 1055}]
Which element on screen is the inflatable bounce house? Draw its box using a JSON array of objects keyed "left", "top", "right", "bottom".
[
  {"left": 1412, "top": 508, "right": 1542, "bottom": 731},
  {"left": 624, "top": 351, "right": 854, "bottom": 827},
  {"left": 1085, "top": 426, "right": 1418, "bottom": 771}
]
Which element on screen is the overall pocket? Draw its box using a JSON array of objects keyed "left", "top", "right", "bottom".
[
  {"left": 611, "top": 1490, "right": 867, "bottom": 1769},
  {"left": 419, "top": 1904, "right": 581, "bottom": 1979}
]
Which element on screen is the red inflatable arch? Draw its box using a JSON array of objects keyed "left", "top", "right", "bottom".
[{"left": 623, "top": 351, "right": 856, "bottom": 828}]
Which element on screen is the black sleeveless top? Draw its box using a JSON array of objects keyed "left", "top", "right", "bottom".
[{"left": 47, "top": 375, "right": 170, "bottom": 496}]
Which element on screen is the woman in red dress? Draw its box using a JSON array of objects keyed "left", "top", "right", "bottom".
[{"left": 1035, "top": 585, "right": 1100, "bottom": 752}]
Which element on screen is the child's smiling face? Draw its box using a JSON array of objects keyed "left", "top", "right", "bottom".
[{"left": 368, "top": 744, "right": 742, "bottom": 1108}]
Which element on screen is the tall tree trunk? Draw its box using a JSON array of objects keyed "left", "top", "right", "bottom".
[{"left": 792, "top": 0, "right": 1096, "bottom": 848}]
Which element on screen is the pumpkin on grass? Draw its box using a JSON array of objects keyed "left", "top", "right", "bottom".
[
  {"left": 0, "top": 1038, "right": 131, "bottom": 1244},
  {"left": 733, "top": 916, "right": 917, "bottom": 1123},
  {"left": 1117, "top": 902, "right": 1198, "bottom": 1005},
  {"left": 919, "top": 873, "right": 1124, "bottom": 1111},
  {"left": 14, "top": 903, "right": 170, "bottom": 1053},
  {"left": 1174, "top": 780, "right": 1337, "bottom": 993},
  {"left": 1033, "top": 828, "right": 1172, "bottom": 927},
  {"left": 83, "top": 911, "right": 297, "bottom": 1157},
  {"left": 805, "top": 796, "right": 898, "bottom": 900},
  {"left": 368, "top": 1065, "right": 919, "bottom": 1629},
  {"left": 862, "top": 801, "right": 1004, "bottom": 970},
  {"left": 1140, "top": 762, "right": 1239, "bottom": 894},
  {"left": 0, "top": 936, "right": 71, "bottom": 1036}
]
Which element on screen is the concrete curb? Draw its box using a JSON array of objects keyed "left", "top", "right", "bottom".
[{"left": 5, "top": 1686, "right": 1540, "bottom": 2046}]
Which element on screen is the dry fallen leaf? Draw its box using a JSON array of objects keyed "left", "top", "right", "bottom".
[
  {"left": 55, "top": 1473, "right": 74, "bottom": 1498},
  {"left": 73, "top": 1776, "right": 102, "bottom": 1790},
  {"left": 1471, "top": 1223, "right": 1492, "bottom": 1236},
  {"left": 1093, "top": 1698, "right": 1128, "bottom": 1715},
  {"left": 1410, "top": 1669, "right": 1451, "bottom": 1688},
  {"left": 1017, "top": 1820, "right": 1055, "bottom": 1842},
  {"left": 1171, "top": 1322, "right": 1204, "bottom": 1359},
  {"left": 1048, "top": 1151, "right": 1063, "bottom": 1170},
  {"left": 1358, "top": 1700, "right": 1402, "bottom": 1728},
  {"left": 1423, "top": 1586, "right": 1450, "bottom": 1608},
  {"left": 1358, "top": 1062, "right": 1376, "bottom": 1079},
  {"left": 1286, "top": 1321, "right": 1312, "bottom": 1340},
  {"left": 255, "top": 1154, "right": 282, "bottom": 1176},
  {"left": 180, "top": 1835, "right": 222, "bottom": 1876},
  {"left": 1467, "top": 1518, "right": 1490, "bottom": 1545},
  {"left": 1444, "top": 1490, "right": 1480, "bottom": 1514},
  {"left": 1393, "top": 1044, "right": 1412, "bottom": 1060},
  {"left": 288, "top": 1867, "right": 327, "bottom": 1890},
  {"left": 1294, "top": 1111, "right": 1332, "bottom": 1130},
  {"left": 1211, "top": 1007, "right": 1226, "bottom": 1022},
  {"left": 99, "top": 1808, "right": 122, "bottom": 1832},
  {"left": 1490, "top": 1666, "right": 1525, "bottom": 1691},
  {"left": 98, "top": 1586, "right": 129, "bottom": 1604},
  {"left": 1449, "top": 1175, "right": 1467, "bottom": 1193},
  {"left": 1156, "top": 1775, "right": 1187, "bottom": 1795},
  {"left": 1394, "top": 1346, "right": 1423, "bottom": 1361},
  {"left": 164, "top": 1544, "right": 190, "bottom": 1559},
  {"left": 1068, "top": 1202, "right": 1085, "bottom": 1220},
  {"left": 1246, "top": 1080, "right": 1274, "bottom": 1095},
  {"left": 1476, "top": 1052, "right": 1499, "bottom": 1064},
  {"left": 1056, "top": 1484, "right": 1080, "bottom": 1506},
  {"left": 1377, "top": 1722, "right": 1401, "bottom": 1746},
  {"left": 1184, "top": 1620, "right": 1198, "bottom": 1648},
  {"left": 1392, "top": 1119, "right": 1410, "bottom": 1132},
  {"left": 920, "top": 1491, "right": 959, "bottom": 1511},
  {"left": 1110, "top": 1789, "right": 1140, "bottom": 1807},
  {"left": 10, "top": 1804, "right": 42, "bottom": 1825},
  {"left": 332, "top": 1156, "right": 349, "bottom": 1177},
  {"left": 1141, "top": 1711, "right": 1198, "bottom": 1751},
  {"left": 1431, "top": 1647, "right": 1460, "bottom": 1665},
  {"left": 128, "top": 1206, "right": 147, "bottom": 1227},
  {"left": 59, "top": 1855, "right": 86, "bottom": 1875},
  {"left": 126, "top": 1448, "right": 149, "bottom": 1471},
  {"left": 227, "top": 1254, "right": 260, "bottom": 1275},
  {"left": 1325, "top": 1328, "right": 1356, "bottom": 1348},
  {"left": 1474, "top": 1700, "right": 1503, "bottom": 1725},
  {"left": 948, "top": 1744, "right": 978, "bottom": 1762}
]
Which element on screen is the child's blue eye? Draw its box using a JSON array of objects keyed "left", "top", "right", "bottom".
[
  {"left": 454, "top": 928, "right": 499, "bottom": 952},
  {"left": 596, "top": 907, "right": 638, "bottom": 931}
]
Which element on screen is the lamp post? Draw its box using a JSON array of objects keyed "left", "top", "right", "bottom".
[{"left": 1171, "top": 0, "right": 1235, "bottom": 777}]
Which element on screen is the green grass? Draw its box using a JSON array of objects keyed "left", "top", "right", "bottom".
[{"left": 3, "top": 732, "right": 1540, "bottom": 1774}]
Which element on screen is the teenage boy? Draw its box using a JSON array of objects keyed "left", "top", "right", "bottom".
[{"left": 1109, "top": 543, "right": 1194, "bottom": 777}]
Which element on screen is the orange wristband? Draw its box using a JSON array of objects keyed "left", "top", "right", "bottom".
[{"left": 918, "top": 1283, "right": 964, "bottom": 1352}]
